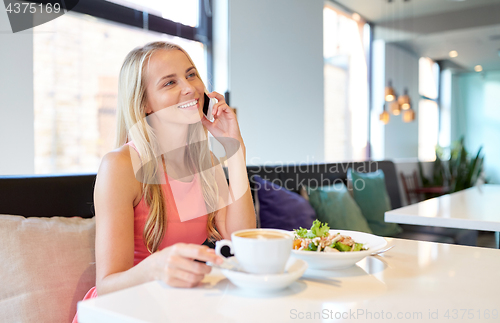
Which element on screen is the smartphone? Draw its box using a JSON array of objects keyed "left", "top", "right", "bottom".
[{"left": 203, "top": 92, "right": 216, "bottom": 122}]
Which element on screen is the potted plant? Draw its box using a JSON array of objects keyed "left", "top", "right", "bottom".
[{"left": 419, "top": 137, "right": 484, "bottom": 197}]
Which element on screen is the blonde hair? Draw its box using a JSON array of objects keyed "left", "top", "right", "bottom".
[{"left": 115, "top": 41, "right": 222, "bottom": 253}]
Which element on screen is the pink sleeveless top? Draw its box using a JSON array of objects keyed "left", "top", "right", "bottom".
[
  {"left": 126, "top": 141, "right": 209, "bottom": 265},
  {"left": 73, "top": 142, "right": 209, "bottom": 323}
]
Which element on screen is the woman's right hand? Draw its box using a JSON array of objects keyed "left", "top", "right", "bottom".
[{"left": 152, "top": 243, "right": 224, "bottom": 288}]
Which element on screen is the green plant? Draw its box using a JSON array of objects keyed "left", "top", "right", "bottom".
[
  {"left": 448, "top": 138, "right": 484, "bottom": 192},
  {"left": 419, "top": 137, "right": 484, "bottom": 194}
]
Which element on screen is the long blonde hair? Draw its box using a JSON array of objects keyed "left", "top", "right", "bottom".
[{"left": 115, "top": 41, "right": 222, "bottom": 253}]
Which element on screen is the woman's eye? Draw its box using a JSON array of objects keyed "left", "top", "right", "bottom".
[
  {"left": 164, "top": 80, "right": 175, "bottom": 87},
  {"left": 187, "top": 72, "right": 196, "bottom": 78}
]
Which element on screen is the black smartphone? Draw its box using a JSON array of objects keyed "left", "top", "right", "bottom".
[{"left": 203, "top": 92, "right": 215, "bottom": 121}]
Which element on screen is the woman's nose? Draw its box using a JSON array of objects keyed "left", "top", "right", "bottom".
[{"left": 180, "top": 79, "right": 195, "bottom": 96}]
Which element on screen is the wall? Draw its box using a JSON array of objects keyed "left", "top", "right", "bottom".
[
  {"left": 224, "top": 0, "right": 325, "bottom": 165},
  {"left": 371, "top": 41, "right": 420, "bottom": 161},
  {"left": 383, "top": 43, "right": 419, "bottom": 159},
  {"left": 453, "top": 71, "right": 500, "bottom": 184},
  {"left": 0, "top": 8, "right": 34, "bottom": 175}
]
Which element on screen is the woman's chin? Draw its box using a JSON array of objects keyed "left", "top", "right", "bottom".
[{"left": 181, "top": 110, "right": 204, "bottom": 125}]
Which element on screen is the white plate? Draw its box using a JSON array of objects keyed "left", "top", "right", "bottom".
[
  {"left": 220, "top": 257, "right": 308, "bottom": 292},
  {"left": 291, "top": 230, "right": 387, "bottom": 270}
]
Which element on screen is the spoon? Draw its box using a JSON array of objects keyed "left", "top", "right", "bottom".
[{"left": 370, "top": 245, "right": 394, "bottom": 256}]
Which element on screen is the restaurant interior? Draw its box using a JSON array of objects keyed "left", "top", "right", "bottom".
[{"left": 1, "top": 0, "right": 499, "bottom": 322}]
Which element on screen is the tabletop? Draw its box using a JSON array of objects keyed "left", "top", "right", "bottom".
[
  {"left": 78, "top": 238, "right": 500, "bottom": 323},
  {"left": 385, "top": 185, "right": 500, "bottom": 232}
]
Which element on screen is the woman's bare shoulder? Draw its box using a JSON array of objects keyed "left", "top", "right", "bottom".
[
  {"left": 97, "top": 145, "right": 142, "bottom": 204},
  {"left": 99, "top": 145, "right": 139, "bottom": 172}
]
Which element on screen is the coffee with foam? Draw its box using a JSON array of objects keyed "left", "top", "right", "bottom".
[{"left": 235, "top": 231, "right": 289, "bottom": 240}]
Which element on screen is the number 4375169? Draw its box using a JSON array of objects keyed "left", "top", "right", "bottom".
[
  {"left": 6, "top": 2, "right": 61, "bottom": 14},
  {"left": 444, "top": 309, "right": 498, "bottom": 320}
]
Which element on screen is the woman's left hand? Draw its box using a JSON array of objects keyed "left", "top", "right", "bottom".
[{"left": 201, "top": 91, "right": 243, "bottom": 144}]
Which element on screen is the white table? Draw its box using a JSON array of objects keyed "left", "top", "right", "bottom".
[
  {"left": 385, "top": 185, "right": 500, "bottom": 248},
  {"left": 78, "top": 239, "right": 500, "bottom": 323}
]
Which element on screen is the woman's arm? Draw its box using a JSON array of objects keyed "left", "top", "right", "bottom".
[
  {"left": 94, "top": 148, "right": 148, "bottom": 295},
  {"left": 202, "top": 92, "right": 256, "bottom": 238},
  {"left": 216, "top": 142, "right": 256, "bottom": 237},
  {"left": 94, "top": 147, "right": 223, "bottom": 295}
]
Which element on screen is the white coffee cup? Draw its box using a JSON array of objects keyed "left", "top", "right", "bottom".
[{"left": 215, "top": 229, "right": 293, "bottom": 274}]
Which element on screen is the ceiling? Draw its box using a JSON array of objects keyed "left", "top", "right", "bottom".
[
  {"left": 332, "top": 0, "right": 500, "bottom": 72},
  {"left": 334, "top": 0, "right": 500, "bottom": 23}
]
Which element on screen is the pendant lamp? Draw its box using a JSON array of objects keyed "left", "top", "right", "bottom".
[
  {"left": 385, "top": 80, "right": 395, "bottom": 102},
  {"left": 379, "top": 104, "right": 390, "bottom": 124},
  {"left": 402, "top": 108, "right": 415, "bottom": 122},
  {"left": 390, "top": 100, "right": 401, "bottom": 116},
  {"left": 398, "top": 88, "right": 411, "bottom": 110}
]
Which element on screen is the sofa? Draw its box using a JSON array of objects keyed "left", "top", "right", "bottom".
[
  {"left": 246, "top": 161, "right": 477, "bottom": 245},
  {"left": 0, "top": 161, "right": 477, "bottom": 322},
  {"left": 0, "top": 174, "right": 96, "bottom": 323}
]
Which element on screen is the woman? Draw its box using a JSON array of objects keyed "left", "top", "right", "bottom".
[{"left": 73, "top": 41, "right": 255, "bottom": 322}]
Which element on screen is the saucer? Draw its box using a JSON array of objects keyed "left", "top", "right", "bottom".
[{"left": 220, "top": 257, "right": 308, "bottom": 292}]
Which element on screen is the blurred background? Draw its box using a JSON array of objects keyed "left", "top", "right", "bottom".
[{"left": 0, "top": 0, "right": 499, "bottom": 185}]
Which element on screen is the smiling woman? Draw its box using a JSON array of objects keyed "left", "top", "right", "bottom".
[
  {"left": 139, "top": 49, "right": 207, "bottom": 125},
  {"left": 71, "top": 41, "right": 256, "bottom": 322}
]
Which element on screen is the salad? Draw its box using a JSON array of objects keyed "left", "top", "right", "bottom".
[{"left": 293, "top": 220, "right": 367, "bottom": 252}]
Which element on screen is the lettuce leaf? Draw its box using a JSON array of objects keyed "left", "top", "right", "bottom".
[
  {"left": 310, "top": 219, "right": 330, "bottom": 238},
  {"left": 352, "top": 243, "right": 364, "bottom": 251},
  {"left": 333, "top": 242, "right": 352, "bottom": 252},
  {"left": 331, "top": 242, "right": 364, "bottom": 252},
  {"left": 293, "top": 227, "right": 309, "bottom": 238},
  {"left": 294, "top": 220, "right": 330, "bottom": 239}
]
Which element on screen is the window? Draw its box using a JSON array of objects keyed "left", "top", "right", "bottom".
[
  {"left": 439, "top": 69, "right": 452, "bottom": 149},
  {"left": 323, "top": 5, "right": 370, "bottom": 162},
  {"left": 418, "top": 100, "right": 439, "bottom": 161},
  {"left": 105, "top": 0, "right": 199, "bottom": 27},
  {"left": 418, "top": 57, "right": 440, "bottom": 161},
  {"left": 33, "top": 9, "right": 208, "bottom": 174}
]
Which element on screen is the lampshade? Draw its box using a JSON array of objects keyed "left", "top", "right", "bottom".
[
  {"left": 390, "top": 100, "right": 401, "bottom": 116},
  {"left": 379, "top": 104, "right": 390, "bottom": 124},
  {"left": 403, "top": 108, "right": 415, "bottom": 122},
  {"left": 380, "top": 111, "right": 390, "bottom": 124},
  {"left": 398, "top": 88, "right": 411, "bottom": 110},
  {"left": 385, "top": 80, "right": 395, "bottom": 102}
]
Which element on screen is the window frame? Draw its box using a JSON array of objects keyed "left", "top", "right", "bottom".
[
  {"left": 323, "top": 1, "right": 374, "bottom": 160},
  {"left": 30, "top": 0, "right": 214, "bottom": 89}
]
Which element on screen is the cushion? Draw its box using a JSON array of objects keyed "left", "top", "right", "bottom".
[
  {"left": 0, "top": 214, "right": 96, "bottom": 323},
  {"left": 253, "top": 176, "right": 316, "bottom": 231},
  {"left": 307, "top": 183, "right": 373, "bottom": 233},
  {"left": 349, "top": 169, "right": 402, "bottom": 236}
]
